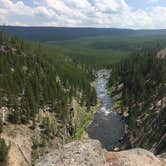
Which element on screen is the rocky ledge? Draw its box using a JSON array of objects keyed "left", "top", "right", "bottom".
[{"left": 35, "top": 139, "right": 166, "bottom": 166}]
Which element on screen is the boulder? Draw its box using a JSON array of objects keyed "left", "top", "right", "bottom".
[
  {"left": 35, "top": 139, "right": 108, "bottom": 166},
  {"left": 105, "top": 148, "right": 165, "bottom": 166}
]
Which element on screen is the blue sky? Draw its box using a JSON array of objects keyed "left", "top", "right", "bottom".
[
  {"left": 11, "top": 0, "right": 166, "bottom": 9},
  {"left": 1, "top": 0, "right": 166, "bottom": 29},
  {"left": 127, "top": 0, "right": 166, "bottom": 9},
  {"left": 11, "top": 0, "right": 34, "bottom": 6}
]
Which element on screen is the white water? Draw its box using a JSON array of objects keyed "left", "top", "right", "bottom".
[{"left": 88, "top": 69, "right": 125, "bottom": 150}]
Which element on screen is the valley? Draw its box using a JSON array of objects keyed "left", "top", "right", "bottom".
[{"left": 0, "top": 27, "right": 166, "bottom": 166}]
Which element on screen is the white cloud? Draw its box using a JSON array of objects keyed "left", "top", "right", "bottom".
[
  {"left": 148, "top": 0, "right": 159, "bottom": 3},
  {"left": 0, "top": 0, "right": 166, "bottom": 29},
  {"left": 94, "top": 0, "right": 120, "bottom": 12},
  {"left": 80, "top": 0, "right": 130, "bottom": 14},
  {"left": 35, "top": 7, "right": 54, "bottom": 18}
]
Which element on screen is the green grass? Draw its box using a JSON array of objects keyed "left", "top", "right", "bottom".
[{"left": 75, "top": 105, "right": 98, "bottom": 139}]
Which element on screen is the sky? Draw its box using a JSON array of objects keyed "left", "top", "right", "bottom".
[{"left": 0, "top": 0, "right": 166, "bottom": 29}]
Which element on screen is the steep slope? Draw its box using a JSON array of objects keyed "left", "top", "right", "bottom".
[
  {"left": 109, "top": 48, "right": 166, "bottom": 154},
  {"left": 0, "top": 33, "right": 97, "bottom": 165}
]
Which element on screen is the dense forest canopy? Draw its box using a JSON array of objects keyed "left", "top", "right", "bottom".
[
  {"left": 0, "top": 32, "right": 97, "bottom": 138},
  {"left": 2, "top": 26, "right": 166, "bottom": 69}
]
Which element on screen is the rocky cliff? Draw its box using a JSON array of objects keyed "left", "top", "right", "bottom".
[
  {"left": 35, "top": 139, "right": 166, "bottom": 166},
  {"left": 123, "top": 96, "right": 166, "bottom": 155}
]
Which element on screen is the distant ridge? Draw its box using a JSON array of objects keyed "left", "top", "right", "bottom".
[{"left": 1, "top": 26, "right": 166, "bottom": 42}]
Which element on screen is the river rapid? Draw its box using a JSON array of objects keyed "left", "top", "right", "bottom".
[{"left": 87, "top": 69, "right": 125, "bottom": 151}]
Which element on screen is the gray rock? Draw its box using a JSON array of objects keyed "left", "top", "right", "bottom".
[
  {"left": 35, "top": 139, "right": 108, "bottom": 166},
  {"left": 35, "top": 139, "right": 166, "bottom": 166}
]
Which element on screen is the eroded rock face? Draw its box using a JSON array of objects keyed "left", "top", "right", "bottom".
[{"left": 35, "top": 139, "right": 166, "bottom": 166}]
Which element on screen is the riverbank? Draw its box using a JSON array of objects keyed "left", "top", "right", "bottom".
[
  {"left": 109, "top": 81, "right": 166, "bottom": 154},
  {"left": 74, "top": 99, "right": 101, "bottom": 139},
  {"left": 75, "top": 78, "right": 102, "bottom": 139},
  {"left": 108, "top": 83, "right": 132, "bottom": 150}
]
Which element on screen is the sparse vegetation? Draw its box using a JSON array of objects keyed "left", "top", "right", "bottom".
[{"left": 0, "top": 138, "right": 9, "bottom": 166}]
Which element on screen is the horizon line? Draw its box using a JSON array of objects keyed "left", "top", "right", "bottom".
[{"left": 1, "top": 25, "right": 166, "bottom": 31}]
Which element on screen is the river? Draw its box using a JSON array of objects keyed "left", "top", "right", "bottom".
[{"left": 87, "top": 69, "right": 125, "bottom": 151}]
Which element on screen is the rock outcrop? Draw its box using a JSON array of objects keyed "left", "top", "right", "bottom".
[
  {"left": 106, "top": 149, "right": 166, "bottom": 166},
  {"left": 35, "top": 139, "right": 166, "bottom": 166}
]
